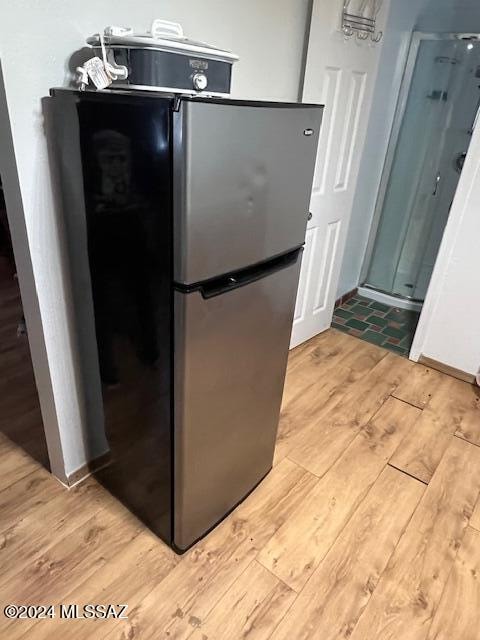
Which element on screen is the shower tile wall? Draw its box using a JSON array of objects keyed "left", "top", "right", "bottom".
[{"left": 332, "top": 294, "right": 420, "bottom": 357}]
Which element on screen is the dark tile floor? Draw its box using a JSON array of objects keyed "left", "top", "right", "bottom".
[{"left": 332, "top": 293, "right": 420, "bottom": 357}]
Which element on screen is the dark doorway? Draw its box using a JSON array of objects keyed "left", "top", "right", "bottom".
[{"left": 0, "top": 176, "right": 49, "bottom": 477}]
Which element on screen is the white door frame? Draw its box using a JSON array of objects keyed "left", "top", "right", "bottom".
[{"left": 0, "top": 64, "right": 68, "bottom": 484}]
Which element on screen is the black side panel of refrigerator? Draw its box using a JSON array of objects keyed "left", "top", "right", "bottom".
[{"left": 50, "top": 91, "right": 174, "bottom": 544}]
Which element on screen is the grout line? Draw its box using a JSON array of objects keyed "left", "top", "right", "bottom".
[
  {"left": 285, "top": 455, "right": 325, "bottom": 481},
  {"left": 387, "top": 462, "right": 428, "bottom": 486},
  {"left": 260, "top": 567, "right": 302, "bottom": 640},
  {"left": 453, "top": 432, "right": 480, "bottom": 450},
  {"left": 390, "top": 392, "right": 426, "bottom": 411},
  {"left": 256, "top": 559, "right": 299, "bottom": 593}
]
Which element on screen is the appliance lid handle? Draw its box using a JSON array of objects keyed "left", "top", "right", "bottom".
[{"left": 150, "top": 19, "right": 184, "bottom": 39}]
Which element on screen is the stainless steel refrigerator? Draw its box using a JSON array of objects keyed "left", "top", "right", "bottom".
[{"left": 51, "top": 89, "right": 322, "bottom": 551}]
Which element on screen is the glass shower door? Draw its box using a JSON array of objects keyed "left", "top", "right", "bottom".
[{"left": 365, "top": 35, "right": 480, "bottom": 301}]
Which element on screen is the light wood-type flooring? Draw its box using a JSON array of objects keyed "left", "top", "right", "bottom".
[{"left": 1, "top": 326, "right": 480, "bottom": 639}]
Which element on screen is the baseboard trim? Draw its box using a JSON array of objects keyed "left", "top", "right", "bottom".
[
  {"left": 335, "top": 287, "right": 358, "bottom": 308},
  {"left": 64, "top": 450, "right": 112, "bottom": 488},
  {"left": 418, "top": 355, "right": 475, "bottom": 384}
]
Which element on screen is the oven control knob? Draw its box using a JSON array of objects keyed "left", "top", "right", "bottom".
[{"left": 193, "top": 73, "right": 208, "bottom": 91}]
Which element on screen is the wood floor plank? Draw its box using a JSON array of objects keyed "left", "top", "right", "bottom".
[
  {"left": 0, "top": 478, "right": 128, "bottom": 592},
  {"left": 349, "top": 437, "right": 480, "bottom": 640},
  {"left": 452, "top": 383, "right": 480, "bottom": 446},
  {"left": 188, "top": 561, "right": 295, "bottom": 640},
  {"left": 426, "top": 526, "right": 480, "bottom": 640},
  {"left": 275, "top": 338, "right": 385, "bottom": 465},
  {"left": 0, "top": 433, "right": 43, "bottom": 490},
  {"left": 285, "top": 329, "right": 335, "bottom": 372},
  {"left": 0, "top": 507, "right": 143, "bottom": 615},
  {"left": 285, "top": 328, "right": 358, "bottom": 379},
  {"left": 390, "top": 376, "right": 476, "bottom": 483},
  {"left": 287, "top": 353, "right": 413, "bottom": 477},
  {"left": 102, "top": 458, "right": 317, "bottom": 640},
  {"left": 276, "top": 370, "right": 360, "bottom": 467},
  {"left": 257, "top": 397, "right": 421, "bottom": 592},
  {"left": 284, "top": 332, "right": 385, "bottom": 407},
  {"left": 0, "top": 469, "right": 62, "bottom": 528},
  {"left": 271, "top": 466, "right": 424, "bottom": 640},
  {"left": 12, "top": 528, "right": 178, "bottom": 640},
  {"left": 392, "top": 363, "right": 444, "bottom": 409},
  {"left": 282, "top": 334, "right": 357, "bottom": 406},
  {"left": 288, "top": 325, "right": 381, "bottom": 370}
]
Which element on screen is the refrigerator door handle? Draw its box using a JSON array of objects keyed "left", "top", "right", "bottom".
[{"left": 197, "top": 248, "right": 302, "bottom": 299}]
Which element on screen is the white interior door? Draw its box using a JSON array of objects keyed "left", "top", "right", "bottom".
[{"left": 291, "top": 0, "right": 389, "bottom": 348}]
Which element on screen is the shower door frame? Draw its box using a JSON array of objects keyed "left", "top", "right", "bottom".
[{"left": 360, "top": 31, "right": 470, "bottom": 296}]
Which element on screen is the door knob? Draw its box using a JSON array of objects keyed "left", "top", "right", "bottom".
[{"left": 308, "top": 211, "right": 313, "bottom": 221}]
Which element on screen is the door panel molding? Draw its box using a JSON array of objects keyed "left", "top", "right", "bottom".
[
  {"left": 335, "top": 70, "right": 367, "bottom": 191},
  {"left": 315, "top": 66, "right": 342, "bottom": 195},
  {"left": 314, "top": 219, "right": 341, "bottom": 313}
]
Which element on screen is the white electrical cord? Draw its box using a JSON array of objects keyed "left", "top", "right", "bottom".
[
  {"left": 99, "top": 32, "right": 128, "bottom": 81},
  {"left": 75, "top": 29, "right": 128, "bottom": 90}
]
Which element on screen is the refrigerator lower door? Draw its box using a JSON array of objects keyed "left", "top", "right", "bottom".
[
  {"left": 173, "top": 251, "right": 301, "bottom": 550},
  {"left": 173, "top": 97, "right": 322, "bottom": 285}
]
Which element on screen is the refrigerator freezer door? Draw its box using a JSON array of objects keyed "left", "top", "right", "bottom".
[
  {"left": 173, "top": 251, "right": 301, "bottom": 550},
  {"left": 173, "top": 98, "right": 322, "bottom": 284}
]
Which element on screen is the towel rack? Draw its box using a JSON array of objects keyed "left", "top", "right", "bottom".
[{"left": 342, "top": 0, "right": 383, "bottom": 42}]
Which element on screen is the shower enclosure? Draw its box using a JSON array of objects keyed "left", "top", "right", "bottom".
[{"left": 361, "top": 32, "right": 480, "bottom": 308}]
